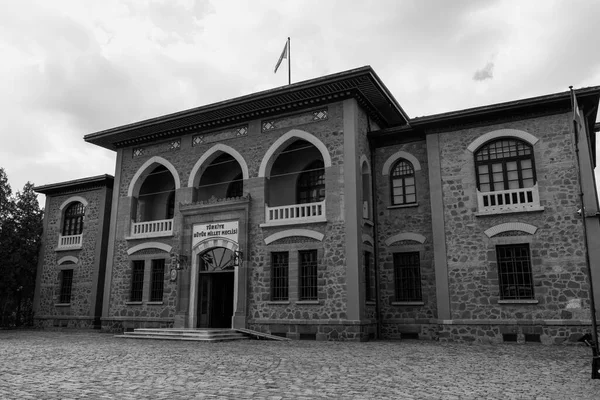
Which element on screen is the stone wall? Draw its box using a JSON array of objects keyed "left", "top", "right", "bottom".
[
  {"left": 436, "top": 112, "right": 592, "bottom": 343},
  {"left": 374, "top": 140, "right": 436, "bottom": 339},
  {"left": 35, "top": 186, "right": 111, "bottom": 329},
  {"left": 103, "top": 100, "right": 373, "bottom": 339}
]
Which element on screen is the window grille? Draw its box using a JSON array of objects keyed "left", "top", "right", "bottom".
[
  {"left": 299, "top": 250, "right": 318, "bottom": 301},
  {"left": 496, "top": 244, "right": 534, "bottom": 300},
  {"left": 59, "top": 269, "right": 73, "bottom": 303},
  {"left": 62, "top": 202, "right": 85, "bottom": 236},
  {"left": 297, "top": 160, "right": 325, "bottom": 204},
  {"left": 130, "top": 260, "right": 145, "bottom": 302},
  {"left": 364, "top": 251, "right": 375, "bottom": 302},
  {"left": 271, "top": 252, "right": 289, "bottom": 301},
  {"left": 150, "top": 259, "right": 165, "bottom": 302},
  {"left": 390, "top": 160, "right": 416, "bottom": 205},
  {"left": 226, "top": 173, "right": 243, "bottom": 198},
  {"left": 475, "top": 139, "right": 536, "bottom": 192},
  {"left": 393, "top": 252, "right": 422, "bottom": 302}
]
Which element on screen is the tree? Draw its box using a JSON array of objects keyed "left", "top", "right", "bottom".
[{"left": 0, "top": 169, "right": 43, "bottom": 327}]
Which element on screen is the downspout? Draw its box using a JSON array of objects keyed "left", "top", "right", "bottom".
[{"left": 367, "top": 116, "right": 382, "bottom": 339}]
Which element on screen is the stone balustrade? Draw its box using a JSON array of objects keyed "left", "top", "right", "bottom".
[
  {"left": 57, "top": 234, "right": 83, "bottom": 250},
  {"left": 477, "top": 184, "right": 543, "bottom": 215},
  {"left": 264, "top": 200, "right": 326, "bottom": 226},
  {"left": 130, "top": 219, "right": 173, "bottom": 238}
]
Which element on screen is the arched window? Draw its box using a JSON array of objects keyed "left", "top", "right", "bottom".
[
  {"left": 475, "top": 139, "right": 536, "bottom": 192},
  {"left": 166, "top": 191, "right": 175, "bottom": 219},
  {"left": 297, "top": 160, "right": 325, "bottom": 204},
  {"left": 62, "top": 202, "right": 85, "bottom": 236},
  {"left": 390, "top": 160, "right": 416, "bottom": 205},
  {"left": 226, "top": 173, "right": 243, "bottom": 199}
]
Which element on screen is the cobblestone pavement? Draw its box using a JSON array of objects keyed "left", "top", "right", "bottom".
[{"left": 0, "top": 330, "right": 599, "bottom": 399}]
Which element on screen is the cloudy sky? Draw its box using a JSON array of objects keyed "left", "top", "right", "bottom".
[{"left": 2, "top": 0, "right": 600, "bottom": 205}]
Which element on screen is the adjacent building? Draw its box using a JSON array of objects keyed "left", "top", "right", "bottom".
[{"left": 33, "top": 66, "right": 600, "bottom": 343}]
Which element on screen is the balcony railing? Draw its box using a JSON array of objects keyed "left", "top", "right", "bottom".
[
  {"left": 130, "top": 218, "right": 174, "bottom": 238},
  {"left": 263, "top": 200, "right": 326, "bottom": 226},
  {"left": 477, "top": 185, "right": 543, "bottom": 215},
  {"left": 57, "top": 234, "right": 83, "bottom": 251}
]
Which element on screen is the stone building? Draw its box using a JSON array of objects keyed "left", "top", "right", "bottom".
[{"left": 33, "top": 66, "right": 600, "bottom": 343}]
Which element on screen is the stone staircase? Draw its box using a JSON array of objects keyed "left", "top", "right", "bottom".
[{"left": 116, "top": 328, "right": 249, "bottom": 342}]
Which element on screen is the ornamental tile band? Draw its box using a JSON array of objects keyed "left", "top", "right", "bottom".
[
  {"left": 192, "top": 135, "right": 204, "bottom": 146},
  {"left": 236, "top": 126, "right": 248, "bottom": 136},
  {"left": 262, "top": 120, "right": 276, "bottom": 132},
  {"left": 312, "top": 109, "right": 328, "bottom": 121},
  {"left": 133, "top": 148, "right": 144, "bottom": 157},
  {"left": 169, "top": 140, "right": 181, "bottom": 150}
]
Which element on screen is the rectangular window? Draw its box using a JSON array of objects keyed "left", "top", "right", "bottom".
[
  {"left": 271, "top": 252, "right": 289, "bottom": 301},
  {"left": 130, "top": 260, "right": 145, "bottom": 302},
  {"left": 299, "top": 250, "right": 318, "bottom": 301},
  {"left": 364, "top": 251, "right": 376, "bottom": 302},
  {"left": 393, "top": 252, "right": 422, "bottom": 302},
  {"left": 59, "top": 269, "right": 73, "bottom": 304},
  {"left": 496, "top": 244, "right": 534, "bottom": 300},
  {"left": 150, "top": 259, "right": 165, "bottom": 302}
]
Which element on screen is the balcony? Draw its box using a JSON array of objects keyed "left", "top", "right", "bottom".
[
  {"left": 476, "top": 184, "right": 544, "bottom": 216},
  {"left": 261, "top": 200, "right": 326, "bottom": 227},
  {"left": 56, "top": 234, "right": 82, "bottom": 251},
  {"left": 129, "top": 218, "right": 174, "bottom": 239}
]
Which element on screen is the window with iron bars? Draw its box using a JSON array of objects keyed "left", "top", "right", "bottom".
[
  {"left": 271, "top": 252, "right": 289, "bottom": 301},
  {"left": 393, "top": 252, "right": 422, "bottom": 302},
  {"left": 364, "top": 251, "right": 376, "bottom": 302},
  {"left": 130, "top": 260, "right": 145, "bottom": 302},
  {"left": 496, "top": 244, "right": 534, "bottom": 300},
  {"left": 59, "top": 269, "right": 73, "bottom": 303},
  {"left": 299, "top": 250, "right": 318, "bottom": 301},
  {"left": 150, "top": 259, "right": 165, "bottom": 302}
]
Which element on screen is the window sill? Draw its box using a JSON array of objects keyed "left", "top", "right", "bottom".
[
  {"left": 147, "top": 301, "right": 163, "bottom": 305},
  {"left": 54, "top": 303, "right": 71, "bottom": 307},
  {"left": 388, "top": 203, "right": 419, "bottom": 210},
  {"left": 125, "top": 301, "right": 143, "bottom": 305},
  {"left": 476, "top": 206, "right": 544, "bottom": 217},
  {"left": 392, "top": 301, "right": 424, "bottom": 306},
  {"left": 498, "top": 299, "right": 539, "bottom": 305},
  {"left": 362, "top": 219, "right": 374, "bottom": 227},
  {"left": 268, "top": 301, "right": 290, "bottom": 305},
  {"left": 55, "top": 245, "right": 82, "bottom": 252},
  {"left": 366, "top": 301, "right": 376, "bottom": 306},
  {"left": 296, "top": 300, "right": 319, "bottom": 305},
  {"left": 125, "top": 233, "right": 174, "bottom": 240}
]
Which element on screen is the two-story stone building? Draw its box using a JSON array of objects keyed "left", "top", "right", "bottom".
[{"left": 33, "top": 66, "right": 600, "bottom": 343}]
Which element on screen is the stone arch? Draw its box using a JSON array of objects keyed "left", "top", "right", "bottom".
[
  {"left": 484, "top": 222, "right": 538, "bottom": 238},
  {"left": 385, "top": 232, "right": 426, "bottom": 246},
  {"left": 127, "top": 242, "right": 173, "bottom": 255},
  {"left": 362, "top": 234, "right": 374, "bottom": 247},
  {"left": 360, "top": 154, "right": 371, "bottom": 174},
  {"left": 128, "top": 156, "right": 181, "bottom": 197},
  {"left": 58, "top": 256, "right": 78, "bottom": 265},
  {"left": 382, "top": 151, "right": 421, "bottom": 175},
  {"left": 264, "top": 229, "right": 324, "bottom": 245},
  {"left": 467, "top": 129, "right": 539, "bottom": 153},
  {"left": 193, "top": 238, "right": 239, "bottom": 254},
  {"left": 258, "top": 129, "right": 332, "bottom": 178},
  {"left": 188, "top": 143, "right": 249, "bottom": 187},
  {"left": 59, "top": 196, "right": 88, "bottom": 211}
]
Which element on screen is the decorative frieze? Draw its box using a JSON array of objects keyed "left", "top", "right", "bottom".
[
  {"left": 133, "top": 148, "right": 144, "bottom": 157},
  {"left": 168, "top": 140, "right": 181, "bottom": 151}
]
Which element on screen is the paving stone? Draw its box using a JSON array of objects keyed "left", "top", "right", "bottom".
[{"left": 0, "top": 330, "right": 599, "bottom": 399}]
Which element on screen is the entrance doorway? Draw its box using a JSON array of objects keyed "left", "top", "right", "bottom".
[{"left": 196, "top": 247, "right": 236, "bottom": 328}]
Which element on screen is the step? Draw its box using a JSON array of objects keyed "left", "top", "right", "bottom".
[{"left": 115, "top": 328, "right": 249, "bottom": 342}]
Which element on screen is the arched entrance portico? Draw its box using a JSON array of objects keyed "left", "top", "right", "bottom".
[{"left": 189, "top": 238, "right": 239, "bottom": 329}]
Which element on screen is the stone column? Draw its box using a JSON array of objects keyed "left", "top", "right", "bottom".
[
  {"left": 426, "top": 133, "right": 451, "bottom": 320},
  {"left": 343, "top": 98, "right": 364, "bottom": 321}
]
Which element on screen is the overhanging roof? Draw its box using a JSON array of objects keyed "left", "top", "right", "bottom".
[
  {"left": 371, "top": 86, "right": 600, "bottom": 149},
  {"left": 84, "top": 66, "right": 409, "bottom": 151},
  {"left": 34, "top": 174, "right": 114, "bottom": 196}
]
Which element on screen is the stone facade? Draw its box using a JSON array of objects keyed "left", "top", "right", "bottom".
[
  {"left": 33, "top": 176, "right": 113, "bottom": 329},
  {"left": 35, "top": 67, "right": 600, "bottom": 344}
]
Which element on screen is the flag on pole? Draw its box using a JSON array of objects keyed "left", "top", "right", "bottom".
[
  {"left": 274, "top": 41, "right": 288, "bottom": 74},
  {"left": 572, "top": 90, "right": 584, "bottom": 137}
]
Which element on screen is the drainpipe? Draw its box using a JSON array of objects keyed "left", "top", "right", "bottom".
[{"left": 367, "top": 117, "right": 382, "bottom": 339}]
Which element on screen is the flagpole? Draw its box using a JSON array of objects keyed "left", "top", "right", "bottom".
[
  {"left": 287, "top": 37, "right": 291, "bottom": 85},
  {"left": 570, "top": 86, "right": 600, "bottom": 379}
]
